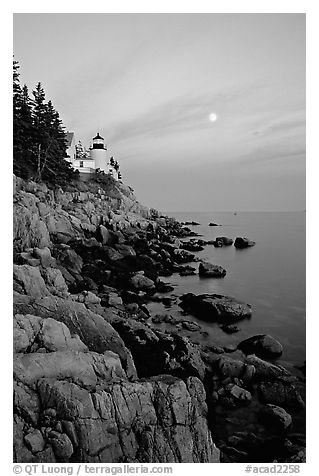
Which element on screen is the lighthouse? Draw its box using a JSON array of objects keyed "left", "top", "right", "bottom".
[{"left": 90, "top": 132, "right": 108, "bottom": 172}]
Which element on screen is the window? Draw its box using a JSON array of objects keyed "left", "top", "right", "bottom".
[{"left": 80, "top": 161, "right": 84, "bottom": 168}]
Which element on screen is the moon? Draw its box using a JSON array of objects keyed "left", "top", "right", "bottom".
[{"left": 209, "top": 113, "right": 218, "bottom": 122}]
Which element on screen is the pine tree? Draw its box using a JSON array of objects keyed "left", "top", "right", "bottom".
[
  {"left": 13, "top": 62, "right": 35, "bottom": 178},
  {"left": 13, "top": 61, "right": 75, "bottom": 185}
]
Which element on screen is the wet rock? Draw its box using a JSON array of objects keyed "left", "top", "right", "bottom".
[
  {"left": 199, "top": 262, "right": 226, "bottom": 278},
  {"left": 238, "top": 334, "right": 283, "bottom": 358},
  {"left": 259, "top": 404, "right": 292, "bottom": 431},
  {"left": 234, "top": 237, "right": 255, "bottom": 248},
  {"left": 179, "top": 293, "right": 252, "bottom": 323}
]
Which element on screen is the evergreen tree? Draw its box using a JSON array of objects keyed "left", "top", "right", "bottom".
[
  {"left": 13, "top": 60, "right": 75, "bottom": 185},
  {"left": 76, "top": 141, "right": 85, "bottom": 159}
]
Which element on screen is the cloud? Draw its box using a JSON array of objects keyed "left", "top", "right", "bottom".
[{"left": 107, "top": 82, "right": 264, "bottom": 143}]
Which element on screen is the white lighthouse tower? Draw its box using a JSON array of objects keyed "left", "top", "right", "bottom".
[{"left": 90, "top": 132, "right": 108, "bottom": 172}]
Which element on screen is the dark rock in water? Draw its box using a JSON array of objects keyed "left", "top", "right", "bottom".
[
  {"left": 181, "top": 320, "right": 201, "bottom": 332},
  {"left": 182, "top": 221, "right": 200, "bottom": 226},
  {"left": 213, "top": 237, "right": 234, "bottom": 247},
  {"left": 180, "top": 241, "right": 204, "bottom": 252},
  {"left": 173, "top": 248, "right": 196, "bottom": 263},
  {"left": 208, "top": 222, "right": 220, "bottom": 226},
  {"left": 151, "top": 314, "right": 179, "bottom": 325},
  {"left": 259, "top": 404, "right": 292, "bottom": 431},
  {"left": 223, "top": 345, "right": 237, "bottom": 353},
  {"left": 179, "top": 265, "right": 196, "bottom": 276},
  {"left": 156, "top": 281, "right": 174, "bottom": 293},
  {"left": 221, "top": 324, "right": 241, "bottom": 334},
  {"left": 179, "top": 293, "right": 252, "bottom": 323},
  {"left": 258, "top": 380, "right": 305, "bottom": 411},
  {"left": 199, "top": 262, "right": 226, "bottom": 278},
  {"left": 234, "top": 237, "right": 256, "bottom": 248},
  {"left": 238, "top": 334, "right": 283, "bottom": 358},
  {"left": 161, "top": 296, "right": 176, "bottom": 306},
  {"left": 129, "top": 272, "right": 155, "bottom": 293}
]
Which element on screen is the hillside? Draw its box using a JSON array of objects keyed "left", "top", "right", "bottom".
[{"left": 13, "top": 174, "right": 220, "bottom": 463}]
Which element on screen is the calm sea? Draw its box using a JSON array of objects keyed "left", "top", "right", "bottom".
[{"left": 161, "top": 211, "right": 306, "bottom": 368}]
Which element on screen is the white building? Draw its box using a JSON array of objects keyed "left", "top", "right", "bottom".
[
  {"left": 65, "top": 132, "right": 119, "bottom": 180},
  {"left": 65, "top": 132, "right": 76, "bottom": 162}
]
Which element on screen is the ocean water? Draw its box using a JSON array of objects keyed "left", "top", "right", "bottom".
[{"left": 160, "top": 211, "right": 306, "bottom": 369}]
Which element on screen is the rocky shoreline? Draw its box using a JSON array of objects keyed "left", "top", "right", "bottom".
[{"left": 13, "top": 175, "right": 305, "bottom": 463}]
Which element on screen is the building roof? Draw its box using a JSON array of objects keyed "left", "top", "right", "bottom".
[
  {"left": 66, "top": 132, "right": 74, "bottom": 147},
  {"left": 93, "top": 132, "right": 104, "bottom": 141}
]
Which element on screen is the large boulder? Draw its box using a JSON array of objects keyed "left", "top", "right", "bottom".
[
  {"left": 198, "top": 262, "right": 226, "bottom": 278},
  {"left": 238, "top": 335, "right": 283, "bottom": 359},
  {"left": 234, "top": 237, "right": 255, "bottom": 249},
  {"left": 179, "top": 293, "right": 252, "bottom": 323}
]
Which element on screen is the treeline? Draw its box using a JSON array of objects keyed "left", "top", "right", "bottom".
[{"left": 13, "top": 59, "right": 76, "bottom": 185}]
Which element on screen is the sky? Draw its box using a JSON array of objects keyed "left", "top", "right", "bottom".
[{"left": 13, "top": 13, "right": 305, "bottom": 211}]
